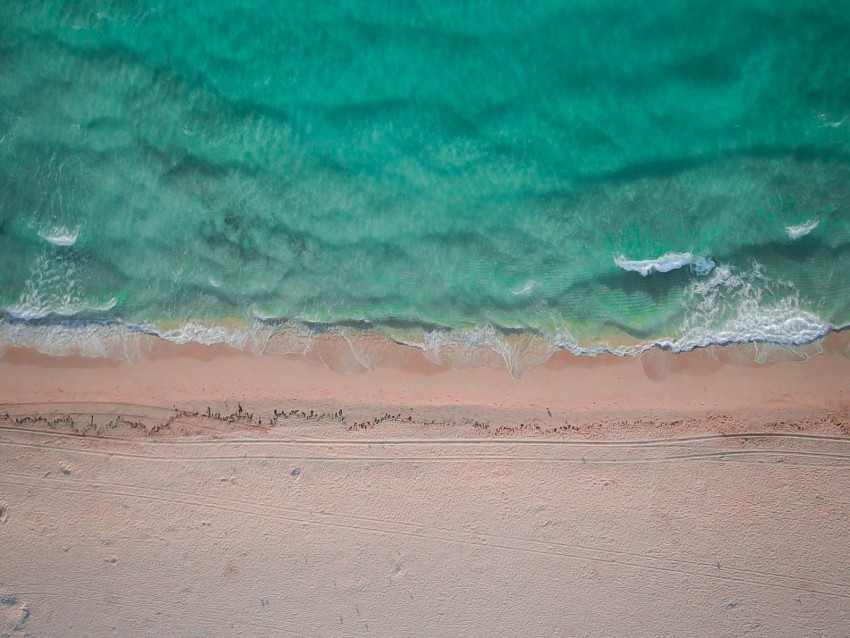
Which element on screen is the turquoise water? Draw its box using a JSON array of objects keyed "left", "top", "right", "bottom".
[{"left": 1, "top": 1, "right": 850, "bottom": 370}]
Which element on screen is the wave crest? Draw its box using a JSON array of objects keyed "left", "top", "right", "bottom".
[
  {"left": 669, "top": 262, "right": 831, "bottom": 358},
  {"left": 785, "top": 219, "right": 819, "bottom": 239},
  {"left": 615, "top": 252, "right": 695, "bottom": 276},
  {"left": 38, "top": 226, "right": 80, "bottom": 246},
  {"left": 8, "top": 250, "right": 116, "bottom": 320}
]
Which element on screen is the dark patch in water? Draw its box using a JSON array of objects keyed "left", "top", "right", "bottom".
[
  {"left": 584, "top": 145, "right": 850, "bottom": 187},
  {"left": 593, "top": 267, "right": 693, "bottom": 305},
  {"left": 601, "top": 319, "right": 654, "bottom": 340},
  {"left": 162, "top": 154, "right": 231, "bottom": 183},
  {"left": 728, "top": 237, "right": 850, "bottom": 264}
]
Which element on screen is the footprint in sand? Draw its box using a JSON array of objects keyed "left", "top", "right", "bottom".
[{"left": 0, "top": 592, "right": 30, "bottom": 632}]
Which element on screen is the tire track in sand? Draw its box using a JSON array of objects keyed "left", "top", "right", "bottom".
[{"left": 1, "top": 472, "right": 848, "bottom": 601}]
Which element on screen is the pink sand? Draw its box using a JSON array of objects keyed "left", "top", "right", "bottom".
[{"left": 1, "top": 343, "right": 849, "bottom": 635}]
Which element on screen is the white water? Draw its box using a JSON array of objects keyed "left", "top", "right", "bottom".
[
  {"left": 38, "top": 227, "right": 80, "bottom": 246},
  {"left": 615, "top": 252, "right": 695, "bottom": 276},
  {"left": 1, "top": 259, "right": 841, "bottom": 375},
  {"left": 785, "top": 219, "right": 819, "bottom": 239}
]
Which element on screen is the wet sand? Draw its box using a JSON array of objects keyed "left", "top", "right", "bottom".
[{"left": 1, "top": 343, "right": 850, "bottom": 636}]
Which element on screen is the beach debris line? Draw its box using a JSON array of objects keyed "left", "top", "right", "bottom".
[
  {"left": 348, "top": 412, "right": 407, "bottom": 431},
  {"left": 2, "top": 407, "right": 850, "bottom": 440},
  {"left": 271, "top": 408, "right": 345, "bottom": 425}
]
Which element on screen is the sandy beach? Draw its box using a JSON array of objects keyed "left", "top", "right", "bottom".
[
  {"left": 2, "top": 342, "right": 850, "bottom": 636},
  {"left": 4, "top": 1, "right": 850, "bottom": 635}
]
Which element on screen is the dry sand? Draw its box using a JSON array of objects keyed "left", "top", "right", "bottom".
[{"left": 2, "top": 341, "right": 850, "bottom": 636}]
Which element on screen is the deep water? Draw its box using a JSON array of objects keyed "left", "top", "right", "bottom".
[{"left": 1, "top": 1, "right": 849, "bottom": 366}]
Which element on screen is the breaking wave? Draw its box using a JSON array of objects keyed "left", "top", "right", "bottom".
[
  {"left": 785, "top": 219, "right": 819, "bottom": 239},
  {"left": 6, "top": 249, "right": 116, "bottom": 320},
  {"left": 661, "top": 262, "right": 833, "bottom": 358},
  {"left": 38, "top": 226, "right": 80, "bottom": 246},
  {"left": 0, "top": 246, "right": 842, "bottom": 376},
  {"left": 616, "top": 252, "right": 699, "bottom": 276},
  {"left": 0, "top": 268, "right": 843, "bottom": 377}
]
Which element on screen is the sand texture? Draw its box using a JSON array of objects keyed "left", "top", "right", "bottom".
[{"left": 1, "top": 344, "right": 850, "bottom": 636}]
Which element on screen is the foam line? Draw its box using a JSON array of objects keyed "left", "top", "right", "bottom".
[{"left": 615, "top": 252, "right": 694, "bottom": 276}]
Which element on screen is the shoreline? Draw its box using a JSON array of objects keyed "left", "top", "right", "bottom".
[
  {"left": 1, "top": 314, "right": 849, "bottom": 378},
  {"left": 2, "top": 337, "right": 849, "bottom": 438}
]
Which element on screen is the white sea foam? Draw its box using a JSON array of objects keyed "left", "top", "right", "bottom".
[
  {"left": 0, "top": 260, "right": 839, "bottom": 373},
  {"left": 0, "top": 317, "right": 280, "bottom": 362},
  {"left": 38, "top": 227, "right": 79, "bottom": 246},
  {"left": 155, "top": 321, "right": 271, "bottom": 355},
  {"left": 9, "top": 250, "right": 116, "bottom": 320},
  {"left": 510, "top": 280, "right": 535, "bottom": 295},
  {"left": 690, "top": 256, "right": 715, "bottom": 276},
  {"left": 6, "top": 298, "right": 117, "bottom": 321},
  {"left": 817, "top": 113, "right": 847, "bottom": 128},
  {"left": 415, "top": 324, "right": 556, "bottom": 379},
  {"left": 665, "top": 261, "right": 831, "bottom": 356},
  {"left": 615, "top": 252, "right": 694, "bottom": 276},
  {"left": 785, "top": 219, "right": 819, "bottom": 239},
  {"left": 0, "top": 319, "right": 155, "bottom": 361},
  {"left": 1, "top": 309, "right": 840, "bottom": 374},
  {"left": 516, "top": 261, "right": 833, "bottom": 362}
]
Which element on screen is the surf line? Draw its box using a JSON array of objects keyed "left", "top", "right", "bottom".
[{"left": 614, "top": 252, "right": 714, "bottom": 276}]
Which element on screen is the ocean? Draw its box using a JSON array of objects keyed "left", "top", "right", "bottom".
[{"left": 1, "top": 0, "right": 849, "bottom": 375}]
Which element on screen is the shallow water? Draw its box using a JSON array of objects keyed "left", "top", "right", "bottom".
[{"left": 1, "top": 1, "right": 849, "bottom": 369}]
